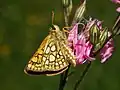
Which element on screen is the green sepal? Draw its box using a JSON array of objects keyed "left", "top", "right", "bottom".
[
  {"left": 89, "top": 24, "right": 100, "bottom": 45},
  {"left": 62, "top": 0, "right": 72, "bottom": 17},
  {"left": 112, "top": 15, "right": 120, "bottom": 37},
  {"left": 72, "top": 0, "right": 86, "bottom": 23},
  {"left": 93, "top": 27, "right": 108, "bottom": 52}
]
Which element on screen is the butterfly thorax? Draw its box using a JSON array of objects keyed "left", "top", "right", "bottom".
[{"left": 49, "top": 25, "right": 67, "bottom": 44}]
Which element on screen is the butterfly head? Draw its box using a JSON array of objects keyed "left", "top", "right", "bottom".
[{"left": 50, "top": 25, "right": 60, "bottom": 32}]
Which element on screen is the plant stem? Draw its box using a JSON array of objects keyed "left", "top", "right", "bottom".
[
  {"left": 64, "top": 9, "right": 69, "bottom": 26},
  {"left": 58, "top": 72, "right": 64, "bottom": 90},
  {"left": 58, "top": 0, "right": 71, "bottom": 90},
  {"left": 74, "top": 62, "right": 91, "bottom": 90},
  {"left": 58, "top": 65, "right": 71, "bottom": 90}
]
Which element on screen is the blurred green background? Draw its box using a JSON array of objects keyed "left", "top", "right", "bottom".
[{"left": 0, "top": 0, "right": 120, "bottom": 90}]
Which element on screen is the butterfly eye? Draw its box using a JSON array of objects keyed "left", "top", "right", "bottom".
[
  {"left": 63, "top": 27, "right": 71, "bottom": 31},
  {"left": 63, "top": 27, "right": 68, "bottom": 30},
  {"left": 51, "top": 25, "right": 56, "bottom": 30}
]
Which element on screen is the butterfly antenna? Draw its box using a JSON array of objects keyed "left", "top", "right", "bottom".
[{"left": 52, "top": 11, "right": 55, "bottom": 25}]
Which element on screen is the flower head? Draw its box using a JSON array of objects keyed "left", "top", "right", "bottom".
[
  {"left": 68, "top": 18, "right": 114, "bottom": 64},
  {"left": 68, "top": 21, "right": 95, "bottom": 64}
]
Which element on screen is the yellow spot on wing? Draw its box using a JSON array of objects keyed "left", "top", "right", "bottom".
[
  {"left": 60, "top": 64, "right": 63, "bottom": 68},
  {"left": 59, "top": 61, "right": 62, "bottom": 64},
  {"left": 45, "top": 65, "right": 48, "bottom": 69},
  {"left": 51, "top": 45, "right": 56, "bottom": 51},
  {"left": 28, "top": 64, "right": 32, "bottom": 68},
  {"left": 55, "top": 63, "right": 59, "bottom": 66},
  {"left": 63, "top": 62, "right": 67, "bottom": 66},
  {"left": 57, "top": 54, "right": 59, "bottom": 58},
  {"left": 56, "top": 66, "right": 59, "bottom": 69},
  {"left": 42, "top": 56, "right": 46, "bottom": 61},
  {"left": 49, "top": 54, "right": 55, "bottom": 62},
  {"left": 31, "top": 65, "right": 35, "bottom": 69},
  {"left": 45, "top": 47, "right": 50, "bottom": 54},
  {"left": 45, "top": 60, "right": 49, "bottom": 65},
  {"left": 62, "top": 59, "right": 65, "bottom": 62},
  {"left": 38, "top": 68, "right": 40, "bottom": 70}
]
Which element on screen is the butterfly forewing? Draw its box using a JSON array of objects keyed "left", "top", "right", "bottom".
[{"left": 24, "top": 25, "right": 76, "bottom": 76}]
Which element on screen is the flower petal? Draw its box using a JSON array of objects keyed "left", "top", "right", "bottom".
[
  {"left": 116, "top": 7, "right": 120, "bottom": 12},
  {"left": 84, "top": 41, "right": 95, "bottom": 61},
  {"left": 75, "top": 34, "right": 94, "bottom": 64},
  {"left": 100, "top": 39, "right": 114, "bottom": 63},
  {"left": 75, "top": 34, "right": 86, "bottom": 64},
  {"left": 68, "top": 23, "right": 78, "bottom": 47}
]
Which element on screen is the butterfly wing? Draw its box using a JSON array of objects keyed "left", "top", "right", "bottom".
[{"left": 24, "top": 34, "right": 71, "bottom": 76}]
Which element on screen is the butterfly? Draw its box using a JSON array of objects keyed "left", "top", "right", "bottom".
[{"left": 24, "top": 25, "right": 76, "bottom": 76}]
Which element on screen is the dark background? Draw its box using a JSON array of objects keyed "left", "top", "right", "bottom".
[{"left": 0, "top": 0, "right": 119, "bottom": 90}]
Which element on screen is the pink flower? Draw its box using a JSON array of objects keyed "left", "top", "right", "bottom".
[
  {"left": 68, "top": 19, "right": 114, "bottom": 64},
  {"left": 68, "top": 23, "right": 95, "bottom": 64},
  {"left": 111, "top": 0, "right": 120, "bottom": 12}
]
